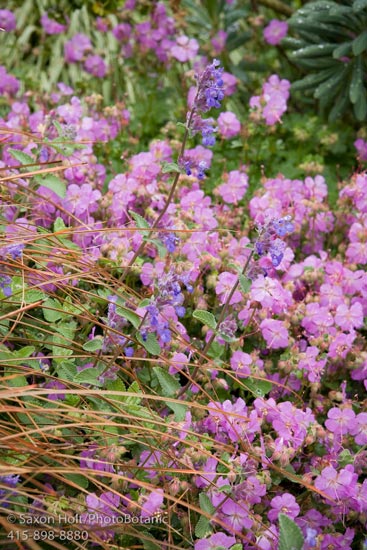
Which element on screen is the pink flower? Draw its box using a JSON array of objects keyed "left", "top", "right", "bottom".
[
  {"left": 217, "top": 169, "right": 248, "bottom": 204},
  {"left": 217, "top": 111, "right": 241, "bottom": 139},
  {"left": 325, "top": 407, "right": 356, "bottom": 435},
  {"left": 230, "top": 350, "right": 252, "bottom": 378},
  {"left": 140, "top": 488, "right": 164, "bottom": 518},
  {"left": 263, "top": 19, "right": 288, "bottom": 46},
  {"left": 260, "top": 319, "right": 289, "bottom": 349},
  {"left": 0, "top": 9, "right": 16, "bottom": 32},
  {"left": 314, "top": 466, "right": 357, "bottom": 500},
  {"left": 64, "top": 34, "right": 92, "bottom": 63},
  {"left": 268, "top": 493, "right": 300, "bottom": 521},
  {"left": 354, "top": 138, "right": 367, "bottom": 161},
  {"left": 334, "top": 302, "right": 364, "bottom": 331},
  {"left": 84, "top": 54, "right": 107, "bottom": 78},
  {"left": 215, "top": 272, "right": 242, "bottom": 305},
  {"left": 41, "top": 14, "right": 66, "bottom": 35},
  {"left": 171, "top": 35, "right": 199, "bottom": 62}
]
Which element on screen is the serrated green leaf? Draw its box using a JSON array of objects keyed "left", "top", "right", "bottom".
[
  {"left": 64, "top": 473, "right": 89, "bottom": 489},
  {"left": 199, "top": 493, "right": 215, "bottom": 515},
  {"left": 161, "top": 162, "right": 181, "bottom": 174},
  {"left": 115, "top": 305, "right": 141, "bottom": 329},
  {"left": 193, "top": 310, "right": 217, "bottom": 330},
  {"left": 74, "top": 368, "right": 104, "bottom": 386},
  {"left": 82, "top": 337, "right": 104, "bottom": 352},
  {"left": 39, "top": 175, "right": 66, "bottom": 198},
  {"left": 166, "top": 401, "right": 187, "bottom": 421},
  {"left": 43, "top": 298, "right": 64, "bottom": 323},
  {"left": 279, "top": 514, "right": 304, "bottom": 550},
  {"left": 129, "top": 210, "right": 150, "bottom": 229},
  {"left": 11, "top": 346, "right": 35, "bottom": 359},
  {"left": 125, "top": 381, "right": 141, "bottom": 405},
  {"left": 153, "top": 367, "right": 180, "bottom": 396},
  {"left": 56, "top": 361, "right": 77, "bottom": 382},
  {"left": 105, "top": 378, "right": 127, "bottom": 402},
  {"left": 136, "top": 332, "right": 161, "bottom": 355},
  {"left": 242, "top": 377, "right": 272, "bottom": 397},
  {"left": 24, "top": 289, "right": 45, "bottom": 304},
  {"left": 8, "top": 149, "right": 35, "bottom": 165},
  {"left": 239, "top": 274, "right": 251, "bottom": 294},
  {"left": 195, "top": 515, "right": 212, "bottom": 539},
  {"left": 352, "top": 30, "right": 367, "bottom": 55}
]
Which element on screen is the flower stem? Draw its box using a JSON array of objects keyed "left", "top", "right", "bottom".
[
  {"left": 177, "top": 249, "right": 254, "bottom": 397},
  {"left": 121, "top": 109, "right": 195, "bottom": 280}
]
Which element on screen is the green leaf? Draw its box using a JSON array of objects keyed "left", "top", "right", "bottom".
[
  {"left": 207, "top": 341, "right": 224, "bottom": 359},
  {"left": 166, "top": 401, "right": 187, "bottom": 421},
  {"left": 105, "top": 378, "right": 127, "bottom": 402},
  {"left": 353, "top": 0, "right": 367, "bottom": 11},
  {"left": 350, "top": 57, "right": 364, "bottom": 104},
  {"left": 43, "top": 298, "right": 64, "bottom": 323},
  {"left": 54, "top": 217, "right": 66, "bottom": 232},
  {"left": 39, "top": 175, "right": 66, "bottom": 198},
  {"left": 125, "top": 381, "right": 142, "bottom": 405},
  {"left": 193, "top": 310, "right": 217, "bottom": 330},
  {"left": 74, "top": 368, "right": 104, "bottom": 386},
  {"left": 82, "top": 336, "right": 104, "bottom": 352},
  {"left": 199, "top": 493, "right": 215, "bottom": 515},
  {"left": 136, "top": 333, "right": 161, "bottom": 355},
  {"left": 64, "top": 473, "right": 89, "bottom": 489},
  {"left": 115, "top": 305, "right": 141, "bottom": 329},
  {"left": 153, "top": 367, "right": 180, "bottom": 396},
  {"left": 129, "top": 210, "right": 150, "bottom": 229},
  {"left": 195, "top": 515, "right": 212, "bottom": 539},
  {"left": 8, "top": 149, "right": 35, "bottom": 165},
  {"left": 161, "top": 162, "right": 181, "bottom": 174},
  {"left": 242, "top": 377, "right": 272, "bottom": 397},
  {"left": 56, "top": 361, "right": 77, "bottom": 382},
  {"left": 352, "top": 30, "right": 367, "bottom": 55},
  {"left": 239, "top": 274, "right": 251, "bottom": 294},
  {"left": 53, "top": 120, "right": 64, "bottom": 136},
  {"left": 314, "top": 65, "right": 350, "bottom": 99},
  {"left": 354, "top": 91, "right": 367, "bottom": 120},
  {"left": 278, "top": 514, "right": 304, "bottom": 550}
]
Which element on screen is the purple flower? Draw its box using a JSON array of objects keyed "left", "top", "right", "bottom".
[
  {"left": 268, "top": 493, "right": 300, "bottom": 521},
  {"left": 194, "top": 532, "right": 236, "bottom": 550},
  {"left": 80, "top": 444, "right": 115, "bottom": 474},
  {"left": 314, "top": 466, "right": 358, "bottom": 500},
  {"left": 64, "top": 34, "right": 92, "bottom": 63},
  {"left": 0, "top": 10, "right": 16, "bottom": 32},
  {"left": 40, "top": 14, "right": 66, "bottom": 35},
  {"left": 354, "top": 138, "right": 367, "bottom": 161},
  {"left": 263, "top": 19, "right": 288, "bottom": 45},
  {"left": 84, "top": 54, "right": 107, "bottom": 78},
  {"left": 171, "top": 35, "right": 199, "bottom": 62},
  {"left": 221, "top": 498, "right": 253, "bottom": 530},
  {"left": 230, "top": 350, "right": 252, "bottom": 378},
  {"left": 325, "top": 407, "right": 356, "bottom": 436},
  {"left": 0, "top": 474, "right": 20, "bottom": 508},
  {"left": 140, "top": 488, "right": 164, "bottom": 518},
  {"left": 217, "top": 111, "right": 241, "bottom": 139},
  {"left": 0, "top": 66, "right": 20, "bottom": 95},
  {"left": 260, "top": 319, "right": 289, "bottom": 349}
]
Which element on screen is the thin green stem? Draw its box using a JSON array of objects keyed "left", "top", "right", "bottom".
[
  {"left": 177, "top": 249, "right": 254, "bottom": 397},
  {"left": 121, "top": 108, "right": 196, "bottom": 281}
]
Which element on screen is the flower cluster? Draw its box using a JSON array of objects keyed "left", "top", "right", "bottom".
[{"left": 249, "top": 74, "right": 291, "bottom": 125}]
